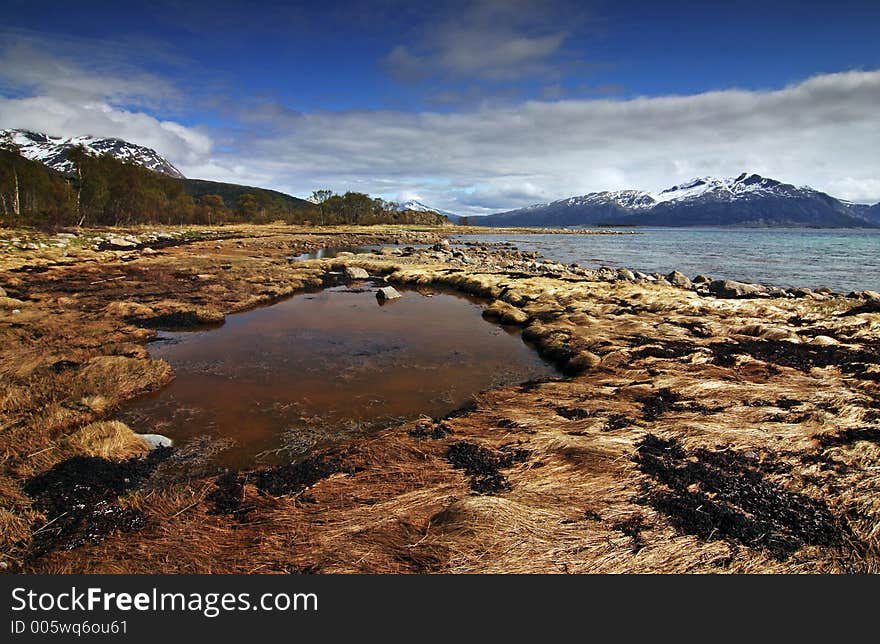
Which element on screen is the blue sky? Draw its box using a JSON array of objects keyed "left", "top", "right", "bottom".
[{"left": 1, "top": 0, "right": 879, "bottom": 213}]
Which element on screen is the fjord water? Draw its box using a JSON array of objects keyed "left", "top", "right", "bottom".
[
  {"left": 119, "top": 286, "right": 555, "bottom": 469},
  {"left": 459, "top": 228, "right": 880, "bottom": 293}
]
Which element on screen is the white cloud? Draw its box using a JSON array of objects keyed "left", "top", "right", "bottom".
[
  {"left": 230, "top": 69, "right": 880, "bottom": 212},
  {"left": 0, "top": 30, "right": 877, "bottom": 215},
  {"left": 0, "top": 95, "right": 212, "bottom": 167},
  {"left": 383, "top": 0, "right": 576, "bottom": 83}
]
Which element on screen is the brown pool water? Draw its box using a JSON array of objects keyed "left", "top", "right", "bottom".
[{"left": 119, "top": 285, "right": 556, "bottom": 469}]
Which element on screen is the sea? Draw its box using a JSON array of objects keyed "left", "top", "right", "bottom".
[{"left": 455, "top": 227, "right": 880, "bottom": 293}]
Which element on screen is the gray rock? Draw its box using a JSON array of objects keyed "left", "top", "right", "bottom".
[
  {"left": 616, "top": 267, "right": 635, "bottom": 282},
  {"left": 106, "top": 237, "right": 137, "bottom": 249},
  {"left": 708, "top": 279, "right": 767, "bottom": 298},
  {"left": 693, "top": 275, "right": 711, "bottom": 284},
  {"left": 376, "top": 286, "right": 402, "bottom": 301},
  {"left": 344, "top": 266, "right": 369, "bottom": 280},
  {"left": 787, "top": 287, "right": 814, "bottom": 299},
  {"left": 666, "top": 270, "right": 692, "bottom": 290}
]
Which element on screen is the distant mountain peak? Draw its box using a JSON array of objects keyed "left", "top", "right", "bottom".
[
  {"left": 0, "top": 128, "right": 185, "bottom": 179},
  {"left": 395, "top": 199, "right": 459, "bottom": 219},
  {"left": 480, "top": 173, "right": 877, "bottom": 228}
]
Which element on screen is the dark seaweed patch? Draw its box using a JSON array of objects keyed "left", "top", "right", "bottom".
[
  {"left": 253, "top": 454, "right": 354, "bottom": 497},
  {"left": 23, "top": 448, "right": 171, "bottom": 554},
  {"left": 445, "top": 441, "right": 529, "bottom": 494},
  {"left": 207, "top": 453, "right": 359, "bottom": 516},
  {"left": 629, "top": 336, "right": 697, "bottom": 360},
  {"left": 634, "top": 435, "right": 848, "bottom": 558},
  {"left": 555, "top": 406, "right": 591, "bottom": 420},
  {"left": 817, "top": 427, "right": 880, "bottom": 448},
  {"left": 709, "top": 339, "right": 879, "bottom": 374},
  {"left": 206, "top": 472, "right": 250, "bottom": 517},
  {"left": 409, "top": 420, "right": 452, "bottom": 439},
  {"left": 604, "top": 414, "right": 633, "bottom": 431},
  {"left": 612, "top": 515, "right": 647, "bottom": 553},
  {"left": 639, "top": 388, "right": 682, "bottom": 421}
]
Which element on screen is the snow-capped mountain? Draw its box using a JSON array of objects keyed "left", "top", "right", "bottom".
[
  {"left": 480, "top": 174, "right": 877, "bottom": 228},
  {"left": 0, "top": 129, "right": 185, "bottom": 179},
  {"left": 395, "top": 199, "right": 461, "bottom": 222}
]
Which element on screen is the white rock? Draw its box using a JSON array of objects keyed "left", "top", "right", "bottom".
[
  {"left": 139, "top": 433, "right": 173, "bottom": 449},
  {"left": 376, "top": 286, "right": 402, "bottom": 301}
]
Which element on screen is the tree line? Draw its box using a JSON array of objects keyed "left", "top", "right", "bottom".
[{"left": 0, "top": 147, "right": 448, "bottom": 229}]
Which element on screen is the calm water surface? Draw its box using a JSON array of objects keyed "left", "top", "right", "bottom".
[
  {"left": 119, "top": 285, "right": 555, "bottom": 469},
  {"left": 458, "top": 228, "right": 880, "bottom": 292}
]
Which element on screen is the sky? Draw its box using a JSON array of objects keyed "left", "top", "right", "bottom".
[{"left": 0, "top": 0, "right": 878, "bottom": 215}]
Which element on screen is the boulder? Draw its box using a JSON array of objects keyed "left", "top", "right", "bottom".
[
  {"left": 616, "top": 268, "right": 635, "bottom": 282},
  {"left": 692, "top": 274, "right": 711, "bottom": 284},
  {"left": 376, "top": 286, "right": 402, "bottom": 301},
  {"left": 344, "top": 266, "right": 369, "bottom": 280},
  {"left": 708, "top": 279, "right": 767, "bottom": 299},
  {"left": 787, "top": 287, "right": 813, "bottom": 299},
  {"left": 106, "top": 237, "right": 137, "bottom": 249},
  {"left": 666, "top": 270, "right": 692, "bottom": 290}
]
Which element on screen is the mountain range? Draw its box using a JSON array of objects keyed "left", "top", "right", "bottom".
[
  {"left": 480, "top": 174, "right": 880, "bottom": 228},
  {"left": 0, "top": 129, "right": 185, "bottom": 179},
  {"left": 4, "top": 128, "right": 877, "bottom": 228}
]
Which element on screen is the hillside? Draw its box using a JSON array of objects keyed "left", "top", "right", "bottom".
[{"left": 180, "top": 178, "right": 312, "bottom": 212}]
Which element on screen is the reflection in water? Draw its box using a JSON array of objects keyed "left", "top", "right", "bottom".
[{"left": 120, "top": 286, "right": 555, "bottom": 469}]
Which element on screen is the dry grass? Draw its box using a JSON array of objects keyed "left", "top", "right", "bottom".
[
  {"left": 1, "top": 223, "right": 879, "bottom": 573},
  {"left": 63, "top": 421, "right": 150, "bottom": 459}
]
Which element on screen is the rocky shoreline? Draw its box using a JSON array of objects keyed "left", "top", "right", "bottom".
[{"left": 1, "top": 224, "right": 878, "bottom": 573}]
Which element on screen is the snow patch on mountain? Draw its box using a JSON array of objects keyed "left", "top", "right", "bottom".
[
  {"left": 0, "top": 129, "right": 185, "bottom": 179},
  {"left": 396, "top": 200, "right": 459, "bottom": 219}
]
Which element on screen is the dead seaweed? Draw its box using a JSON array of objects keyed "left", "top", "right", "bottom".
[
  {"left": 709, "top": 339, "right": 880, "bottom": 374},
  {"left": 253, "top": 454, "right": 355, "bottom": 497},
  {"left": 23, "top": 448, "right": 172, "bottom": 555},
  {"left": 555, "top": 406, "right": 592, "bottom": 420},
  {"left": 409, "top": 420, "right": 453, "bottom": 439},
  {"left": 629, "top": 336, "right": 698, "bottom": 360},
  {"left": 445, "top": 441, "right": 529, "bottom": 495},
  {"left": 634, "top": 435, "right": 849, "bottom": 559},
  {"left": 612, "top": 515, "right": 648, "bottom": 553},
  {"left": 604, "top": 414, "right": 633, "bottom": 431},
  {"left": 639, "top": 388, "right": 682, "bottom": 421},
  {"left": 817, "top": 427, "right": 880, "bottom": 449}
]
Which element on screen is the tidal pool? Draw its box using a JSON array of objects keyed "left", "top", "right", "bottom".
[{"left": 119, "top": 285, "right": 556, "bottom": 469}]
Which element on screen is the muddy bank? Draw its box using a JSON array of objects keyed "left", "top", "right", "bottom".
[{"left": 1, "top": 223, "right": 879, "bottom": 573}]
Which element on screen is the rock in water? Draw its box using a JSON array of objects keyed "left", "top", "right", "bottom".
[
  {"left": 344, "top": 266, "right": 369, "bottom": 280},
  {"left": 376, "top": 286, "right": 402, "bottom": 301}
]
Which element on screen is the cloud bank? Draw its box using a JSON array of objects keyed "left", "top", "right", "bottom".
[{"left": 0, "top": 28, "right": 878, "bottom": 214}]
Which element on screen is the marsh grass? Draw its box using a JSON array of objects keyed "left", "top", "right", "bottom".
[{"left": 1, "top": 223, "right": 878, "bottom": 573}]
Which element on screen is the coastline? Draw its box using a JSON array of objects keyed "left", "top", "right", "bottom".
[{"left": 1, "top": 224, "right": 878, "bottom": 573}]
